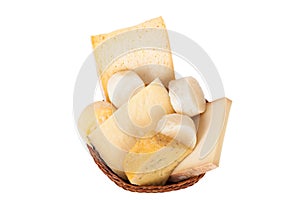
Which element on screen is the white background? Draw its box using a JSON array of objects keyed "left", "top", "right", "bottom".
[{"left": 1, "top": 0, "right": 300, "bottom": 199}]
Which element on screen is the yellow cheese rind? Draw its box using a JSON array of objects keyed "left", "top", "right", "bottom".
[
  {"left": 91, "top": 17, "right": 174, "bottom": 101},
  {"left": 88, "top": 80, "right": 174, "bottom": 179},
  {"left": 91, "top": 17, "right": 166, "bottom": 49},
  {"left": 169, "top": 98, "right": 232, "bottom": 182},
  {"left": 124, "top": 133, "right": 192, "bottom": 186}
]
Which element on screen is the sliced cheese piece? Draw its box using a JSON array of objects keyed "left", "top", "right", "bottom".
[
  {"left": 169, "top": 76, "right": 206, "bottom": 117},
  {"left": 77, "top": 101, "right": 115, "bottom": 144},
  {"left": 124, "top": 114, "right": 196, "bottom": 186},
  {"left": 88, "top": 79, "right": 174, "bottom": 179},
  {"left": 169, "top": 98, "right": 232, "bottom": 182},
  {"left": 107, "top": 70, "right": 144, "bottom": 108},
  {"left": 91, "top": 17, "right": 174, "bottom": 101}
]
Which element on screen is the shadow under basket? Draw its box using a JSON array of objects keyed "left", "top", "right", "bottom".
[{"left": 88, "top": 145, "right": 205, "bottom": 193}]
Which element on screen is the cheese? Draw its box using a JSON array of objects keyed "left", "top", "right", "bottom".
[
  {"left": 77, "top": 101, "right": 115, "bottom": 144},
  {"left": 88, "top": 79, "right": 174, "bottom": 179},
  {"left": 169, "top": 76, "right": 206, "bottom": 117},
  {"left": 124, "top": 134, "right": 193, "bottom": 186},
  {"left": 107, "top": 70, "right": 145, "bottom": 108},
  {"left": 169, "top": 98, "right": 232, "bottom": 182},
  {"left": 192, "top": 114, "right": 200, "bottom": 131},
  {"left": 91, "top": 17, "right": 174, "bottom": 101},
  {"left": 124, "top": 114, "right": 196, "bottom": 186},
  {"left": 155, "top": 114, "right": 197, "bottom": 148}
]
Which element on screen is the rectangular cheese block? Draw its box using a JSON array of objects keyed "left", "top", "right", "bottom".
[{"left": 91, "top": 17, "right": 174, "bottom": 101}]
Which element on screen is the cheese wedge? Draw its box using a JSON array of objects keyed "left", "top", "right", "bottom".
[
  {"left": 169, "top": 98, "right": 232, "bottom": 182},
  {"left": 77, "top": 101, "right": 115, "bottom": 144},
  {"left": 88, "top": 79, "right": 174, "bottom": 179},
  {"left": 124, "top": 114, "right": 196, "bottom": 186},
  {"left": 91, "top": 17, "right": 174, "bottom": 101}
]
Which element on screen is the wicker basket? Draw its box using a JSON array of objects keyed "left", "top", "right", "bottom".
[{"left": 88, "top": 145, "right": 205, "bottom": 193}]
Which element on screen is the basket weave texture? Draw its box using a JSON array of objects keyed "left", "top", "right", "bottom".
[{"left": 88, "top": 145, "right": 205, "bottom": 193}]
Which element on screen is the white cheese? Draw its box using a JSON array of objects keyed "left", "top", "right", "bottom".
[
  {"left": 107, "top": 70, "right": 144, "bottom": 108},
  {"left": 169, "top": 76, "right": 206, "bottom": 117}
]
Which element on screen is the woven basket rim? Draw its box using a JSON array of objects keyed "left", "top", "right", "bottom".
[{"left": 87, "top": 145, "right": 205, "bottom": 193}]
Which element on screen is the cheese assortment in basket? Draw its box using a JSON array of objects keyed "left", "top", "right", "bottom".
[{"left": 77, "top": 17, "right": 231, "bottom": 189}]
